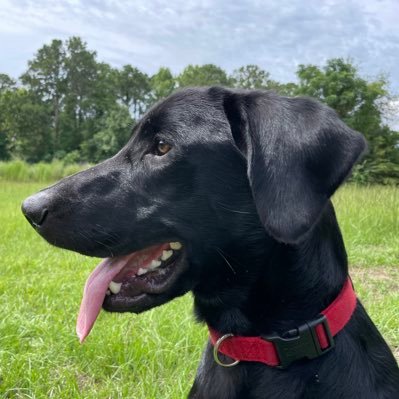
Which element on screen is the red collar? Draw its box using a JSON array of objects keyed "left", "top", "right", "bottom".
[{"left": 209, "top": 277, "right": 357, "bottom": 368}]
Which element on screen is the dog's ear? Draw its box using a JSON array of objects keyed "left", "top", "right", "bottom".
[{"left": 221, "top": 88, "right": 367, "bottom": 244}]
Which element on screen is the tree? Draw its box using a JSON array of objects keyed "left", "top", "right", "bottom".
[
  {"left": 0, "top": 89, "right": 52, "bottom": 162},
  {"left": 0, "top": 73, "right": 16, "bottom": 93},
  {"left": 232, "top": 65, "right": 274, "bottom": 89},
  {"left": 150, "top": 67, "right": 176, "bottom": 103},
  {"left": 277, "top": 82, "right": 299, "bottom": 96},
  {"left": 1, "top": 37, "right": 397, "bottom": 183},
  {"left": 91, "top": 63, "right": 119, "bottom": 117},
  {"left": 61, "top": 37, "right": 100, "bottom": 152},
  {"left": 177, "top": 64, "right": 231, "bottom": 87},
  {"left": 80, "top": 105, "right": 133, "bottom": 162},
  {"left": 0, "top": 131, "right": 9, "bottom": 160},
  {"left": 296, "top": 58, "right": 399, "bottom": 183},
  {"left": 20, "top": 37, "right": 117, "bottom": 157},
  {"left": 0, "top": 73, "right": 16, "bottom": 159},
  {"left": 231, "top": 65, "right": 297, "bottom": 95},
  {"left": 115, "top": 65, "right": 151, "bottom": 119},
  {"left": 296, "top": 59, "right": 387, "bottom": 120},
  {"left": 21, "top": 39, "right": 66, "bottom": 154}
]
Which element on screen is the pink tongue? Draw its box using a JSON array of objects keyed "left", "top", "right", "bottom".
[
  {"left": 76, "top": 256, "right": 130, "bottom": 343},
  {"left": 76, "top": 243, "right": 169, "bottom": 343}
]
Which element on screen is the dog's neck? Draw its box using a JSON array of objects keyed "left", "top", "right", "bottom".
[{"left": 193, "top": 201, "right": 349, "bottom": 336}]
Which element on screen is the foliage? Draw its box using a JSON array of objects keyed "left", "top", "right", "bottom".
[
  {"left": 115, "top": 65, "right": 151, "bottom": 119},
  {"left": 0, "top": 89, "right": 52, "bottom": 162},
  {"left": 0, "top": 73, "right": 16, "bottom": 92},
  {"left": 0, "top": 131, "right": 10, "bottom": 160},
  {"left": 151, "top": 67, "right": 176, "bottom": 102},
  {"left": 0, "top": 37, "right": 397, "bottom": 183},
  {"left": 177, "top": 64, "right": 232, "bottom": 87},
  {"left": 21, "top": 39, "right": 66, "bottom": 154},
  {"left": 80, "top": 105, "right": 133, "bottom": 162},
  {"left": 231, "top": 64, "right": 278, "bottom": 90}
]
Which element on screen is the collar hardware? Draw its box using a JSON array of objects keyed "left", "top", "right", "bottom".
[
  {"left": 263, "top": 314, "right": 335, "bottom": 369},
  {"left": 213, "top": 333, "right": 240, "bottom": 367}
]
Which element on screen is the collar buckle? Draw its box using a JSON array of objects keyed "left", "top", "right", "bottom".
[{"left": 263, "top": 314, "right": 335, "bottom": 369}]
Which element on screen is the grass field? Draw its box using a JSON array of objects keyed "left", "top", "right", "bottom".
[
  {"left": 0, "top": 182, "right": 398, "bottom": 398},
  {"left": 0, "top": 161, "right": 90, "bottom": 183}
]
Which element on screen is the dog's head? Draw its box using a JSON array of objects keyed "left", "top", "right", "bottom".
[{"left": 22, "top": 87, "right": 366, "bottom": 341}]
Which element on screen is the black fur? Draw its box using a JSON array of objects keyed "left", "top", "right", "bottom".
[{"left": 22, "top": 87, "right": 399, "bottom": 398}]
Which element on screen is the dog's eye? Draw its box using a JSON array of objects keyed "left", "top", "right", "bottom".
[{"left": 155, "top": 140, "right": 172, "bottom": 156}]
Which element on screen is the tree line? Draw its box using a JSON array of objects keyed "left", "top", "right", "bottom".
[{"left": 0, "top": 37, "right": 398, "bottom": 183}]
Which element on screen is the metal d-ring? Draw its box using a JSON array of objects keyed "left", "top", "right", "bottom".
[{"left": 213, "top": 333, "right": 240, "bottom": 367}]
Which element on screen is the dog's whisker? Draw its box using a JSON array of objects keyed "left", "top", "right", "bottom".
[
  {"left": 76, "top": 230, "right": 114, "bottom": 255},
  {"left": 215, "top": 247, "right": 237, "bottom": 275},
  {"left": 92, "top": 225, "right": 121, "bottom": 241},
  {"left": 77, "top": 231, "right": 92, "bottom": 241},
  {"left": 216, "top": 247, "right": 245, "bottom": 269},
  {"left": 216, "top": 202, "right": 252, "bottom": 215}
]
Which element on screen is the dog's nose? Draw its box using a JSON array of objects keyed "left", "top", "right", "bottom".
[{"left": 21, "top": 193, "right": 49, "bottom": 227}]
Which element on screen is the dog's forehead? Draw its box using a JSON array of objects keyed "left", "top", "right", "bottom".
[{"left": 139, "top": 90, "right": 228, "bottom": 141}]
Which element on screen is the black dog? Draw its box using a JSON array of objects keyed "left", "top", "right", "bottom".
[{"left": 22, "top": 87, "right": 399, "bottom": 398}]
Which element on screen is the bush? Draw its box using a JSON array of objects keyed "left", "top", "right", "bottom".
[{"left": 62, "top": 150, "right": 83, "bottom": 165}]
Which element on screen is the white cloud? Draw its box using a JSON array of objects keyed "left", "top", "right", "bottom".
[{"left": 0, "top": 0, "right": 398, "bottom": 96}]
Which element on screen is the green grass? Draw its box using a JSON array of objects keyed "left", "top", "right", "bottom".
[
  {"left": 333, "top": 185, "right": 399, "bottom": 266},
  {"left": 0, "top": 182, "right": 398, "bottom": 398},
  {"left": 0, "top": 161, "right": 90, "bottom": 183}
]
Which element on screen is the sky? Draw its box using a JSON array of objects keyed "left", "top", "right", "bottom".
[
  {"left": 0, "top": 0, "right": 398, "bottom": 84},
  {"left": 0, "top": 0, "right": 398, "bottom": 123}
]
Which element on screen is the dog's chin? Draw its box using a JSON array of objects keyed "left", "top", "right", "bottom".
[{"left": 102, "top": 245, "right": 188, "bottom": 313}]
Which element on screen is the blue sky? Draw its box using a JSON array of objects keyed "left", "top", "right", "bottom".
[{"left": 0, "top": 0, "right": 398, "bottom": 94}]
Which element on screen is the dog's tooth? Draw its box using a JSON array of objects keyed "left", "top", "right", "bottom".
[
  {"left": 150, "top": 260, "right": 162, "bottom": 269},
  {"left": 106, "top": 289, "right": 111, "bottom": 296},
  {"left": 109, "top": 281, "right": 122, "bottom": 294},
  {"left": 137, "top": 267, "right": 148, "bottom": 276},
  {"left": 161, "top": 250, "right": 173, "bottom": 261},
  {"left": 170, "top": 242, "right": 182, "bottom": 250}
]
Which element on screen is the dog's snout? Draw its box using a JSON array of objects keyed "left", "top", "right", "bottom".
[{"left": 22, "top": 193, "right": 49, "bottom": 228}]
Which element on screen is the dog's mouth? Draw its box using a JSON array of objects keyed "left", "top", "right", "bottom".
[{"left": 76, "top": 241, "right": 185, "bottom": 342}]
